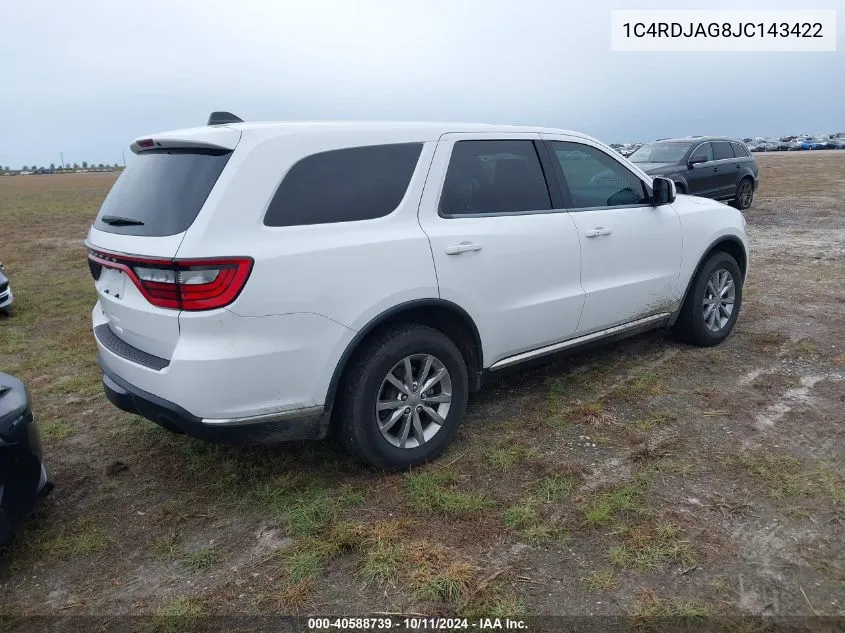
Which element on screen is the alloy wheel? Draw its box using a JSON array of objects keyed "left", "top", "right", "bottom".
[
  {"left": 702, "top": 269, "right": 735, "bottom": 332},
  {"left": 375, "top": 354, "right": 452, "bottom": 449},
  {"left": 739, "top": 181, "right": 753, "bottom": 208}
]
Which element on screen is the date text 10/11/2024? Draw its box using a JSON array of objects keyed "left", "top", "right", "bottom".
[{"left": 307, "top": 618, "right": 528, "bottom": 630}]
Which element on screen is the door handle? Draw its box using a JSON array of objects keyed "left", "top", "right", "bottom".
[
  {"left": 712, "top": 167, "right": 718, "bottom": 172},
  {"left": 584, "top": 227, "right": 612, "bottom": 238},
  {"left": 445, "top": 241, "right": 482, "bottom": 255}
]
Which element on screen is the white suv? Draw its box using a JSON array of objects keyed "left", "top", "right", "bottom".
[{"left": 86, "top": 114, "right": 748, "bottom": 470}]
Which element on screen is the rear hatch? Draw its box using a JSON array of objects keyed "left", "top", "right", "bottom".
[{"left": 86, "top": 126, "right": 243, "bottom": 360}]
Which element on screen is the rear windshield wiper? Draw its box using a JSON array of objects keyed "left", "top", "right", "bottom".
[{"left": 100, "top": 215, "right": 145, "bottom": 226}]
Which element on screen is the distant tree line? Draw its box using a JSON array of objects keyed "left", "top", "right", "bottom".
[{"left": 2, "top": 162, "right": 123, "bottom": 173}]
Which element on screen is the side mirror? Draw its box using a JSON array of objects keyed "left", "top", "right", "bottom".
[
  {"left": 652, "top": 177, "right": 676, "bottom": 206},
  {"left": 688, "top": 155, "right": 708, "bottom": 167}
]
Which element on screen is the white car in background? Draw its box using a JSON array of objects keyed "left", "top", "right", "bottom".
[{"left": 86, "top": 115, "right": 748, "bottom": 470}]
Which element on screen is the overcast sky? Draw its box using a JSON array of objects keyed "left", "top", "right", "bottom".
[{"left": 0, "top": 0, "right": 842, "bottom": 168}]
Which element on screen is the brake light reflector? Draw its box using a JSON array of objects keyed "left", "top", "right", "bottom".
[{"left": 87, "top": 250, "right": 253, "bottom": 311}]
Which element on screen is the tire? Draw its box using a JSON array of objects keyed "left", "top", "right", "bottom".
[
  {"left": 673, "top": 251, "right": 743, "bottom": 347},
  {"left": 674, "top": 181, "right": 686, "bottom": 195},
  {"left": 732, "top": 177, "right": 754, "bottom": 210},
  {"left": 334, "top": 323, "right": 468, "bottom": 471}
]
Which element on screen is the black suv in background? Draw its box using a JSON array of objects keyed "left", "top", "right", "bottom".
[{"left": 629, "top": 137, "right": 759, "bottom": 210}]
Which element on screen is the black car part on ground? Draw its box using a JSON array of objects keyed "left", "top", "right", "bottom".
[
  {"left": 0, "top": 264, "right": 12, "bottom": 311},
  {"left": 0, "top": 373, "right": 51, "bottom": 547}
]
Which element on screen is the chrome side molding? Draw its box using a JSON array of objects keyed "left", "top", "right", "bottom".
[
  {"left": 489, "top": 313, "right": 671, "bottom": 371},
  {"left": 202, "top": 405, "right": 325, "bottom": 426}
]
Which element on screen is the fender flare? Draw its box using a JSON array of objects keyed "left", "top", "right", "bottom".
[
  {"left": 736, "top": 170, "right": 756, "bottom": 189},
  {"left": 667, "top": 235, "right": 748, "bottom": 327},
  {"left": 323, "top": 298, "right": 484, "bottom": 409}
]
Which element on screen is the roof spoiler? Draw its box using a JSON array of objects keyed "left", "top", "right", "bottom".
[
  {"left": 130, "top": 126, "right": 242, "bottom": 153},
  {"left": 207, "top": 111, "right": 244, "bottom": 126}
]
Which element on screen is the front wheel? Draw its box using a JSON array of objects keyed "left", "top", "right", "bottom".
[
  {"left": 673, "top": 252, "right": 743, "bottom": 347},
  {"left": 732, "top": 178, "right": 754, "bottom": 210},
  {"left": 335, "top": 324, "right": 468, "bottom": 470}
]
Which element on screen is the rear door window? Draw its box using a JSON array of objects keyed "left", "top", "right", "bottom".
[
  {"left": 93, "top": 149, "right": 232, "bottom": 237},
  {"left": 264, "top": 143, "right": 423, "bottom": 227},
  {"left": 712, "top": 142, "right": 735, "bottom": 161},
  {"left": 439, "top": 140, "right": 551, "bottom": 216}
]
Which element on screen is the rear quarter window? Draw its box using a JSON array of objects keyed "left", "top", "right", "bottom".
[
  {"left": 93, "top": 149, "right": 231, "bottom": 237},
  {"left": 263, "top": 143, "right": 423, "bottom": 227},
  {"left": 731, "top": 142, "right": 750, "bottom": 158}
]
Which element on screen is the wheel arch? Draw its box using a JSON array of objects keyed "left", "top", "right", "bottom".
[
  {"left": 324, "top": 299, "right": 484, "bottom": 409},
  {"left": 668, "top": 235, "right": 748, "bottom": 327},
  {"left": 737, "top": 172, "right": 755, "bottom": 187}
]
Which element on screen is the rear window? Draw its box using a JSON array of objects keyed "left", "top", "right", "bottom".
[
  {"left": 263, "top": 143, "right": 423, "bottom": 227},
  {"left": 93, "top": 148, "right": 231, "bottom": 237}
]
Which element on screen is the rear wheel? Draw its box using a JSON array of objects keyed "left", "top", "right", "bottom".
[
  {"left": 732, "top": 178, "right": 754, "bottom": 210},
  {"left": 673, "top": 252, "right": 743, "bottom": 347},
  {"left": 335, "top": 324, "right": 468, "bottom": 470}
]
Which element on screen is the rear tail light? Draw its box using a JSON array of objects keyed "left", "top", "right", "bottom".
[{"left": 87, "top": 249, "right": 252, "bottom": 311}]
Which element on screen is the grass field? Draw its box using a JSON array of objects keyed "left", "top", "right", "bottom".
[{"left": 1, "top": 152, "right": 843, "bottom": 629}]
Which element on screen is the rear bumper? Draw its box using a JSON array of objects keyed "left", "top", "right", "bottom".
[
  {"left": 92, "top": 301, "right": 354, "bottom": 421},
  {"left": 100, "top": 361, "right": 329, "bottom": 443}
]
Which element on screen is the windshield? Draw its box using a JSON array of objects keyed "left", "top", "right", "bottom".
[
  {"left": 629, "top": 142, "right": 692, "bottom": 164},
  {"left": 93, "top": 148, "right": 232, "bottom": 237}
]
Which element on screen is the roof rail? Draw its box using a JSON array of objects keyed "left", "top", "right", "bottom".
[{"left": 207, "top": 111, "right": 244, "bottom": 126}]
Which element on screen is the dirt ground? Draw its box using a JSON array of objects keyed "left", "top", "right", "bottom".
[{"left": 0, "top": 151, "right": 843, "bottom": 631}]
